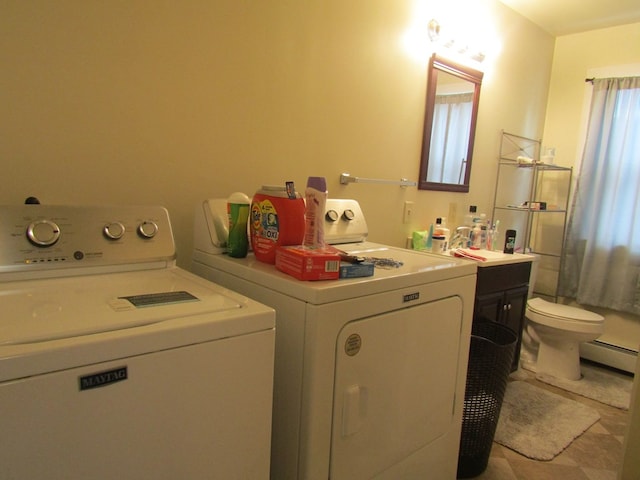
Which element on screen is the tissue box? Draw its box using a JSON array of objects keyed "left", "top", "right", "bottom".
[
  {"left": 275, "top": 246, "right": 340, "bottom": 281},
  {"left": 339, "top": 261, "right": 375, "bottom": 279}
]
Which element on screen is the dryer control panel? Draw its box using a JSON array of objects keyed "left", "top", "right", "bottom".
[
  {"left": 324, "top": 199, "right": 369, "bottom": 245},
  {"left": 0, "top": 204, "right": 176, "bottom": 275}
]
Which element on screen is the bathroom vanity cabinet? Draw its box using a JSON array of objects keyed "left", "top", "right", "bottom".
[{"left": 474, "top": 260, "right": 532, "bottom": 372}]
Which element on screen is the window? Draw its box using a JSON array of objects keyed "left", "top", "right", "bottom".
[{"left": 559, "top": 76, "right": 640, "bottom": 314}]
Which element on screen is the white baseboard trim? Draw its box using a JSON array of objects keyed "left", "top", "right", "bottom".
[{"left": 580, "top": 340, "right": 638, "bottom": 374}]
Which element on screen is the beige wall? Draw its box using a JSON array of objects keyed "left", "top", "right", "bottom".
[
  {"left": 1, "top": 0, "right": 553, "bottom": 266},
  {"left": 544, "top": 22, "right": 640, "bottom": 169},
  {"left": 543, "top": 22, "right": 640, "bottom": 351}
]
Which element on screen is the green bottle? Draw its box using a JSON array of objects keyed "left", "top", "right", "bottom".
[{"left": 227, "top": 192, "right": 250, "bottom": 258}]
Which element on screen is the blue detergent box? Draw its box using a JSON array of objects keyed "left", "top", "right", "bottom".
[{"left": 339, "top": 261, "right": 375, "bottom": 279}]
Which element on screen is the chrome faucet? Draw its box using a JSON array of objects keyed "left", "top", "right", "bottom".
[{"left": 450, "top": 226, "right": 471, "bottom": 249}]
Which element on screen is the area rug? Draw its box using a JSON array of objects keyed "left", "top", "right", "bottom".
[
  {"left": 494, "top": 381, "right": 600, "bottom": 460},
  {"left": 536, "top": 362, "right": 632, "bottom": 410}
]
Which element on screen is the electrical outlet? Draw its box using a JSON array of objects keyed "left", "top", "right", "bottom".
[{"left": 403, "top": 201, "right": 414, "bottom": 224}]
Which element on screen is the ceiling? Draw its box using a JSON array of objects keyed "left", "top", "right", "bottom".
[{"left": 498, "top": 0, "right": 640, "bottom": 36}]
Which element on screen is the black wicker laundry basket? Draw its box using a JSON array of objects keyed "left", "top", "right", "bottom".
[{"left": 457, "top": 321, "right": 517, "bottom": 479}]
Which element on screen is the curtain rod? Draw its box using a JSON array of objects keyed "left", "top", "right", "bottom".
[{"left": 586, "top": 75, "right": 640, "bottom": 83}]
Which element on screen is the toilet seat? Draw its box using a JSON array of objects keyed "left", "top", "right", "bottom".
[
  {"left": 527, "top": 297, "right": 603, "bottom": 321},
  {"left": 526, "top": 297, "right": 604, "bottom": 331}
]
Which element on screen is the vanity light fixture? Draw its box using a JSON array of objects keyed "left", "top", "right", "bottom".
[
  {"left": 427, "top": 19, "right": 441, "bottom": 41},
  {"left": 427, "top": 18, "right": 486, "bottom": 64}
]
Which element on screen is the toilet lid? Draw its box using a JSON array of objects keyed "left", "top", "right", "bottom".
[{"left": 527, "top": 297, "right": 604, "bottom": 322}]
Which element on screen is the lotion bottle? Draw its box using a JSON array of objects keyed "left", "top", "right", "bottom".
[
  {"left": 303, "top": 176, "right": 328, "bottom": 248},
  {"left": 433, "top": 217, "right": 450, "bottom": 251}
]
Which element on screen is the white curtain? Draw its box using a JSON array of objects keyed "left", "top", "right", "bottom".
[
  {"left": 427, "top": 92, "right": 473, "bottom": 184},
  {"left": 559, "top": 77, "right": 640, "bottom": 314}
]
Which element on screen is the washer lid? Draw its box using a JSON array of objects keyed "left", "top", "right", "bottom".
[
  {"left": 0, "top": 267, "right": 270, "bottom": 345},
  {"left": 0, "top": 267, "right": 274, "bottom": 382},
  {"left": 528, "top": 297, "right": 603, "bottom": 322}
]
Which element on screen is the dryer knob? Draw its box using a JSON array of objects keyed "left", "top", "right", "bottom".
[
  {"left": 137, "top": 220, "right": 158, "bottom": 239},
  {"left": 103, "top": 222, "right": 126, "bottom": 240},
  {"left": 325, "top": 209, "right": 339, "bottom": 222},
  {"left": 342, "top": 209, "right": 355, "bottom": 221},
  {"left": 26, "top": 219, "right": 61, "bottom": 247}
]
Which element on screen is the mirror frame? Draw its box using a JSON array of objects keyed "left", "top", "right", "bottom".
[{"left": 418, "top": 54, "right": 483, "bottom": 192}]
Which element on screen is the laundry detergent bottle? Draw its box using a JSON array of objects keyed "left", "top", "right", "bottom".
[{"left": 250, "top": 183, "right": 305, "bottom": 263}]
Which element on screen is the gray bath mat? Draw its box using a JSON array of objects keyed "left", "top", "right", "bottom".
[
  {"left": 536, "top": 362, "right": 632, "bottom": 410},
  {"left": 494, "top": 381, "right": 600, "bottom": 460}
]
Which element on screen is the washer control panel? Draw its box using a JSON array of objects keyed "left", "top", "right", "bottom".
[
  {"left": 324, "top": 199, "right": 368, "bottom": 244},
  {"left": 0, "top": 204, "right": 175, "bottom": 274}
]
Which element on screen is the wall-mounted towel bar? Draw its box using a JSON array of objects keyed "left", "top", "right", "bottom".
[{"left": 340, "top": 173, "right": 417, "bottom": 187}]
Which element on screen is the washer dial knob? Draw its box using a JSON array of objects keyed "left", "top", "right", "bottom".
[
  {"left": 137, "top": 220, "right": 158, "bottom": 239},
  {"left": 103, "top": 222, "right": 126, "bottom": 240},
  {"left": 27, "top": 219, "right": 61, "bottom": 247},
  {"left": 342, "top": 209, "right": 355, "bottom": 221},
  {"left": 325, "top": 209, "right": 339, "bottom": 222}
]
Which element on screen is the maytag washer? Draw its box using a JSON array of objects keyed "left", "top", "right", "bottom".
[
  {"left": 0, "top": 204, "right": 275, "bottom": 480},
  {"left": 192, "top": 198, "right": 477, "bottom": 479}
]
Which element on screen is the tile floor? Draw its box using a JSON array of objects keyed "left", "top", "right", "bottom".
[{"left": 472, "top": 364, "right": 631, "bottom": 480}]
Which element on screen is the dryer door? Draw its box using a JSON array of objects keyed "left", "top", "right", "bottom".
[{"left": 330, "top": 296, "right": 463, "bottom": 479}]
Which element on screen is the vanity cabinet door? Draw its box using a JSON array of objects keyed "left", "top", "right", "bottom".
[
  {"left": 474, "top": 291, "right": 504, "bottom": 324},
  {"left": 473, "top": 261, "right": 532, "bottom": 373},
  {"left": 502, "top": 285, "right": 529, "bottom": 371}
]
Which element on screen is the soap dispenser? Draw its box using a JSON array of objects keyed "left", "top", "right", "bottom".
[{"left": 464, "top": 205, "right": 477, "bottom": 228}]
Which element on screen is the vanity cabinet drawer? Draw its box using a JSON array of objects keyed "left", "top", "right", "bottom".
[{"left": 476, "top": 262, "right": 531, "bottom": 294}]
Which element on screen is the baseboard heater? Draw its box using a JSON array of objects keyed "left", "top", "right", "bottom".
[{"left": 580, "top": 340, "right": 638, "bottom": 374}]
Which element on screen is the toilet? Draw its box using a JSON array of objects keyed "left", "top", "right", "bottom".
[{"left": 524, "top": 297, "right": 604, "bottom": 380}]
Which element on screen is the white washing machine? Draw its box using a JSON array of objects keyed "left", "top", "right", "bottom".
[
  {"left": 0, "top": 203, "right": 275, "bottom": 480},
  {"left": 191, "top": 198, "right": 477, "bottom": 479}
]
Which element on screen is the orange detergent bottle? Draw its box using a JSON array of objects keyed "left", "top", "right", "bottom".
[{"left": 250, "top": 184, "right": 305, "bottom": 264}]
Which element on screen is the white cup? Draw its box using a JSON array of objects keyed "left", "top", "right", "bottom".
[{"left": 431, "top": 236, "right": 447, "bottom": 254}]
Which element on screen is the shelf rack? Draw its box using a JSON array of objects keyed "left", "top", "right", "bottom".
[{"left": 491, "top": 131, "right": 573, "bottom": 300}]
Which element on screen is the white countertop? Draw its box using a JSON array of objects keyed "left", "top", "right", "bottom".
[{"left": 445, "top": 248, "right": 536, "bottom": 267}]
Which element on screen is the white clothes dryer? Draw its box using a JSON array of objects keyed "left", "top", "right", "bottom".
[
  {"left": 0, "top": 204, "right": 275, "bottom": 480},
  {"left": 192, "top": 198, "right": 477, "bottom": 480}
]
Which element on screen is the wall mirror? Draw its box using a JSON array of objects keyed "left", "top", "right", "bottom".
[{"left": 418, "top": 54, "right": 483, "bottom": 192}]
